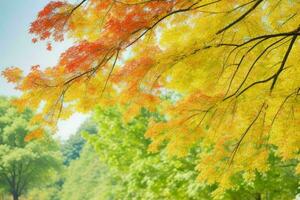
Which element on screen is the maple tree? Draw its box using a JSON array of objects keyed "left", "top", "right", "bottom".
[{"left": 2, "top": 0, "right": 300, "bottom": 197}]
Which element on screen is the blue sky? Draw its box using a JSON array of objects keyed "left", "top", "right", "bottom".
[{"left": 0, "top": 0, "right": 87, "bottom": 140}]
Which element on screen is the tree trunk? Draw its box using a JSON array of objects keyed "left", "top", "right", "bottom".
[
  {"left": 12, "top": 192, "right": 18, "bottom": 200},
  {"left": 255, "top": 193, "right": 261, "bottom": 200}
]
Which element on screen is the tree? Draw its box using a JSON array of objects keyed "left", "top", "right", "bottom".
[
  {"left": 61, "top": 119, "right": 97, "bottom": 165},
  {"left": 2, "top": 0, "right": 300, "bottom": 196},
  {"left": 83, "top": 107, "right": 213, "bottom": 199},
  {"left": 0, "top": 97, "right": 62, "bottom": 200},
  {"left": 60, "top": 144, "right": 118, "bottom": 200}
]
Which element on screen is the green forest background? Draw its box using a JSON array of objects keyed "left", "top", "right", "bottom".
[{"left": 0, "top": 97, "right": 298, "bottom": 200}]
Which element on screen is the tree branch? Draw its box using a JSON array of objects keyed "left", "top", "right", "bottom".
[
  {"left": 229, "top": 102, "right": 265, "bottom": 166},
  {"left": 216, "top": 0, "right": 263, "bottom": 35},
  {"left": 270, "top": 28, "right": 299, "bottom": 91}
]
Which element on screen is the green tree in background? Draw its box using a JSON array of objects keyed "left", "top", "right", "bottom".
[
  {"left": 83, "top": 107, "right": 212, "bottom": 199},
  {"left": 0, "top": 97, "right": 62, "bottom": 200},
  {"left": 61, "top": 119, "right": 97, "bottom": 165},
  {"left": 24, "top": 120, "right": 98, "bottom": 200},
  {"left": 60, "top": 144, "right": 119, "bottom": 200}
]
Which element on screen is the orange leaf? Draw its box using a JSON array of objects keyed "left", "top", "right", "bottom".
[
  {"left": 25, "top": 128, "right": 44, "bottom": 142},
  {"left": 2, "top": 67, "right": 23, "bottom": 83}
]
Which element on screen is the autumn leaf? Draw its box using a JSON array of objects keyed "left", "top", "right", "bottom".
[
  {"left": 2, "top": 67, "right": 23, "bottom": 83},
  {"left": 25, "top": 128, "right": 44, "bottom": 142}
]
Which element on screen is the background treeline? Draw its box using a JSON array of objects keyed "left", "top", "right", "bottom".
[{"left": 0, "top": 97, "right": 298, "bottom": 200}]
